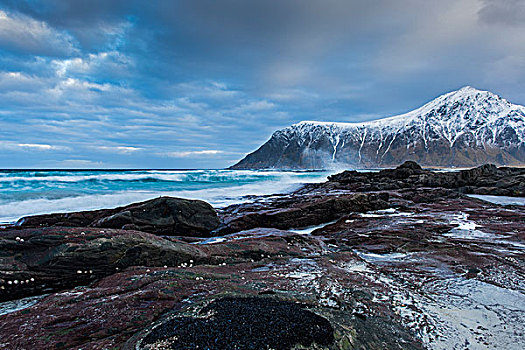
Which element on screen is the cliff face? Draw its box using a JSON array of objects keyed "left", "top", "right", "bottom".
[{"left": 232, "top": 86, "right": 525, "bottom": 169}]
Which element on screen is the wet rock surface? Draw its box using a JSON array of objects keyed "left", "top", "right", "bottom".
[
  {"left": 1, "top": 163, "right": 524, "bottom": 349},
  {"left": 218, "top": 192, "right": 390, "bottom": 234},
  {"left": 327, "top": 161, "right": 525, "bottom": 196},
  {"left": 16, "top": 197, "right": 220, "bottom": 236},
  {"left": 0, "top": 227, "right": 207, "bottom": 302},
  {"left": 140, "top": 297, "right": 334, "bottom": 350}
]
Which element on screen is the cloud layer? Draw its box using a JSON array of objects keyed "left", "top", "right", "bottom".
[{"left": 0, "top": 0, "right": 524, "bottom": 168}]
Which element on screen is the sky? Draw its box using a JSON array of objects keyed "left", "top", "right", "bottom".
[{"left": 0, "top": 0, "right": 524, "bottom": 169}]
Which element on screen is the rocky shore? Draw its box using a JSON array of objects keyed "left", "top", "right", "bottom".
[{"left": 1, "top": 162, "right": 524, "bottom": 349}]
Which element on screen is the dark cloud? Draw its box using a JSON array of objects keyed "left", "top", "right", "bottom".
[
  {"left": 2, "top": 0, "right": 135, "bottom": 50},
  {"left": 0, "top": 0, "right": 524, "bottom": 167},
  {"left": 478, "top": 0, "right": 525, "bottom": 26},
  {"left": 0, "top": 9, "right": 78, "bottom": 56}
]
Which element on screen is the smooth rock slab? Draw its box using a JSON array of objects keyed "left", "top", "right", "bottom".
[{"left": 219, "top": 192, "right": 390, "bottom": 234}]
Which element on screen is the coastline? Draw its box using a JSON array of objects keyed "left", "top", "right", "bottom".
[
  {"left": 2, "top": 164, "right": 500, "bottom": 225},
  {"left": 0, "top": 168, "right": 331, "bottom": 225},
  {"left": 1, "top": 162, "right": 524, "bottom": 349}
]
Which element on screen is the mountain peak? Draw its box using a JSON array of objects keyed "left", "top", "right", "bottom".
[
  {"left": 444, "top": 86, "right": 507, "bottom": 104},
  {"left": 446, "top": 85, "right": 496, "bottom": 100},
  {"left": 457, "top": 85, "right": 481, "bottom": 93},
  {"left": 232, "top": 86, "right": 525, "bottom": 169},
  {"left": 411, "top": 85, "right": 514, "bottom": 122}
]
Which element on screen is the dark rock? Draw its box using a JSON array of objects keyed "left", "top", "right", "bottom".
[
  {"left": 139, "top": 297, "right": 335, "bottom": 350},
  {"left": 398, "top": 160, "right": 423, "bottom": 171},
  {"left": 0, "top": 227, "right": 207, "bottom": 301},
  {"left": 219, "top": 192, "right": 390, "bottom": 234},
  {"left": 326, "top": 162, "right": 525, "bottom": 196},
  {"left": 16, "top": 197, "right": 220, "bottom": 237},
  {"left": 2, "top": 163, "right": 524, "bottom": 349}
]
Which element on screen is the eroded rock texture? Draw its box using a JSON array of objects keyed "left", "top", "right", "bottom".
[{"left": 1, "top": 163, "right": 524, "bottom": 350}]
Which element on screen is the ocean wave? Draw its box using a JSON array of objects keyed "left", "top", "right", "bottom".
[
  {"left": 0, "top": 169, "right": 320, "bottom": 184},
  {"left": 0, "top": 171, "right": 329, "bottom": 223}
]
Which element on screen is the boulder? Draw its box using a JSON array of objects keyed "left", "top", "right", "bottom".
[
  {"left": 90, "top": 197, "right": 220, "bottom": 236},
  {"left": 326, "top": 162, "right": 525, "bottom": 196},
  {"left": 16, "top": 197, "right": 220, "bottom": 237},
  {"left": 0, "top": 227, "right": 207, "bottom": 302}
]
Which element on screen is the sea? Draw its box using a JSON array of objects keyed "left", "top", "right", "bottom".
[{"left": 0, "top": 169, "right": 332, "bottom": 224}]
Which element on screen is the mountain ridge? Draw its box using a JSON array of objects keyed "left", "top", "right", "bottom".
[{"left": 231, "top": 86, "right": 525, "bottom": 169}]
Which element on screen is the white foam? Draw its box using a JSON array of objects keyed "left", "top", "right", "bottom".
[
  {"left": 0, "top": 169, "right": 325, "bottom": 183},
  {"left": 0, "top": 171, "right": 330, "bottom": 223}
]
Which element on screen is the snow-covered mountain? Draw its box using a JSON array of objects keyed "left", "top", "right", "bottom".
[{"left": 231, "top": 86, "right": 525, "bottom": 169}]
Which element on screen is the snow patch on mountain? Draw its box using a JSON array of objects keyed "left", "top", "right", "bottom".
[{"left": 232, "top": 86, "right": 525, "bottom": 169}]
